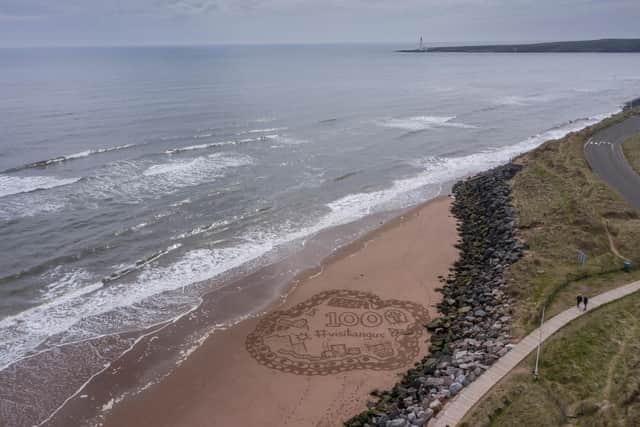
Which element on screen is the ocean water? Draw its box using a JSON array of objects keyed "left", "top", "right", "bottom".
[{"left": 1, "top": 44, "right": 640, "bottom": 424}]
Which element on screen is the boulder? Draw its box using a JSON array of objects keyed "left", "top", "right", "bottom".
[
  {"left": 449, "top": 382, "right": 463, "bottom": 395},
  {"left": 429, "top": 399, "right": 442, "bottom": 412}
]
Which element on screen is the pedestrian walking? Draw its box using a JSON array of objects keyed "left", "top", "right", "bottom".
[
  {"left": 583, "top": 295, "right": 589, "bottom": 311},
  {"left": 576, "top": 294, "right": 583, "bottom": 309}
]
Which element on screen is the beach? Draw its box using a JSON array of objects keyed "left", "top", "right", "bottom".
[
  {"left": 2, "top": 45, "right": 637, "bottom": 427},
  {"left": 51, "top": 195, "right": 457, "bottom": 427}
]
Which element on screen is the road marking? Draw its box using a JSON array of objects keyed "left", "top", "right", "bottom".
[{"left": 586, "top": 140, "right": 612, "bottom": 146}]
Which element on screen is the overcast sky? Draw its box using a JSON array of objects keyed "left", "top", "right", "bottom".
[{"left": 1, "top": 0, "right": 639, "bottom": 47}]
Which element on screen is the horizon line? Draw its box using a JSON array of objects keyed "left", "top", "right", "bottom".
[{"left": 1, "top": 38, "right": 629, "bottom": 49}]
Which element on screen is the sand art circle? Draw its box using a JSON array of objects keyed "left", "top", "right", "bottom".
[{"left": 246, "top": 290, "right": 431, "bottom": 375}]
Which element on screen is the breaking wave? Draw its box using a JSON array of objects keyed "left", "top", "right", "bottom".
[
  {"left": 0, "top": 175, "right": 81, "bottom": 199},
  {"left": 171, "top": 219, "right": 232, "bottom": 240},
  {"left": 331, "top": 113, "right": 614, "bottom": 225},
  {"left": 378, "top": 115, "right": 477, "bottom": 132},
  {"left": 101, "top": 243, "right": 183, "bottom": 284},
  {"left": 2, "top": 144, "right": 135, "bottom": 173},
  {"left": 494, "top": 93, "right": 566, "bottom": 107},
  {"left": 240, "top": 127, "right": 288, "bottom": 134},
  {"left": 164, "top": 136, "right": 267, "bottom": 154},
  {"left": 142, "top": 153, "right": 252, "bottom": 178},
  {"left": 263, "top": 134, "right": 309, "bottom": 145},
  {"left": 0, "top": 153, "right": 253, "bottom": 219}
]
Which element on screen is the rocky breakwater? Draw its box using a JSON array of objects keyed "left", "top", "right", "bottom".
[{"left": 346, "top": 163, "right": 524, "bottom": 427}]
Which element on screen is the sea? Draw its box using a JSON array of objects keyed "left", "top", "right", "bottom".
[{"left": 1, "top": 44, "right": 640, "bottom": 425}]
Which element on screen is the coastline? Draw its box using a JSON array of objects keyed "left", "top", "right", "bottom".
[
  {"left": 7, "top": 112, "right": 618, "bottom": 427},
  {"left": 2, "top": 42, "right": 639, "bottom": 427},
  {"left": 46, "top": 195, "right": 458, "bottom": 427},
  {"left": 32, "top": 112, "right": 618, "bottom": 427}
]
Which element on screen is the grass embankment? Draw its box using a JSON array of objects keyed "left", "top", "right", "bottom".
[
  {"left": 460, "top": 109, "right": 640, "bottom": 426},
  {"left": 507, "top": 109, "right": 640, "bottom": 338},
  {"left": 462, "top": 291, "right": 640, "bottom": 426},
  {"left": 622, "top": 134, "right": 640, "bottom": 175}
]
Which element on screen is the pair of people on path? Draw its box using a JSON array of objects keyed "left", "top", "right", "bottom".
[{"left": 576, "top": 294, "right": 589, "bottom": 311}]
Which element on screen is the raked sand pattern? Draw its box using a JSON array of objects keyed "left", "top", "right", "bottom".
[{"left": 246, "top": 290, "right": 430, "bottom": 375}]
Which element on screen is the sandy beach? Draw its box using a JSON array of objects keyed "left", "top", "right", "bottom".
[{"left": 81, "top": 195, "right": 457, "bottom": 427}]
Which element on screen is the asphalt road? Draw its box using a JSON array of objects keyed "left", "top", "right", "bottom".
[{"left": 584, "top": 116, "right": 640, "bottom": 209}]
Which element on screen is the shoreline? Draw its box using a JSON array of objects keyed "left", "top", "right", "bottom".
[
  {"left": 347, "top": 163, "right": 524, "bottom": 427},
  {"left": 28, "top": 111, "right": 616, "bottom": 427},
  {"left": 7, "top": 111, "right": 619, "bottom": 427},
  {"left": 46, "top": 195, "right": 458, "bottom": 427},
  {"left": 4, "top": 185, "right": 445, "bottom": 427}
]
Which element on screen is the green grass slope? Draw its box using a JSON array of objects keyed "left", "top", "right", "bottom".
[
  {"left": 462, "top": 109, "right": 640, "bottom": 426},
  {"left": 622, "top": 135, "right": 640, "bottom": 175},
  {"left": 507, "top": 109, "right": 640, "bottom": 337},
  {"left": 462, "top": 291, "right": 640, "bottom": 427}
]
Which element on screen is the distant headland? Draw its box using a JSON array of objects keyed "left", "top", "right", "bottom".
[{"left": 396, "top": 38, "right": 640, "bottom": 53}]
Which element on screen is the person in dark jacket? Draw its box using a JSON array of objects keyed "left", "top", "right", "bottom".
[
  {"left": 576, "top": 294, "right": 583, "bottom": 309},
  {"left": 583, "top": 295, "right": 589, "bottom": 311}
]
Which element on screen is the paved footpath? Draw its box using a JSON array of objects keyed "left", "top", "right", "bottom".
[
  {"left": 429, "top": 280, "right": 640, "bottom": 427},
  {"left": 584, "top": 115, "right": 640, "bottom": 210}
]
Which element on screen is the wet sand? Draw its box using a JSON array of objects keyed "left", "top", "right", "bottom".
[{"left": 91, "top": 195, "right": 457, "bottom": 427}]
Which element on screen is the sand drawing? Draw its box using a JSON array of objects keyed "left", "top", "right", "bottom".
[{"left": 246, "top": 290, "right": 431, "bottom": 375}]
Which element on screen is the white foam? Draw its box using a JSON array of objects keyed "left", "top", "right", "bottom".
[
  {"left": 170, "top": 198, "right": 191, "bottom": 207},
  {"left": 0, "top": 215, "right": 334, "bottom": 371},
  {"left": 174, "top": 313, "right": 255, "bottom": 366},
  {"left": 143, "top": 159, "right": 198, "bottom": 177},
  {"left": 0, "top": 175, "right": 80, "bottom": 198},
  {"left": 379, "top": 115, "right": 477, "bottom": 132},
  {"left": 327, "top": 114, "right": 613, "bottom": 225},
  {"left": 143, "top": 153, "right": 252, "bottom": 179},
  {"left": 80, "top": 152, "right": 253, "bottom": 202},
  {"left": 177, "top": 332, "right": 211, "bottom": 365},
  {"left": 171, "top": 219, "right": 232, "bottom": 240},
  {"left": 242, "top": 127, "right": 288, "bottom": 134},
  {"left": 193, "top": 133, "right": 214, "bottom": 139},
  {"left": 102, "top": 243, "right": 183, "bottom": 284},
  {"left": 65, "top": 144, "right": 135, "bottom": 160},
  {"left": 0, "top": 242, "right": 266, "bottom": 370},
  {"left": 42, "top": 268, "right": 97, "bottom": 303},
  {"left": 263, "top": 134, "right": 309, "bottom": 145},
  {"left": 164, "top": 137, "right": 262, "bottom": 154},
  {"left": 495, "top": 93, "right": 565, "bottom": 107},
  {"left": 131, "top": 222, "right": 148, "bottom": 231},
  {"left": 165, "top": 142, "right": 224, "bottom": 154},
  {"left": 254, "top": 116, "right": 276, "bottom": 123},
  {"left": 101, "top": 394, "right": 125, "bottom": 413},
  {"left": 496, "top": 96, "right": 528, "bottom": 106},
  {"left": 0, "top": 198, "right": 66, "bottom": 219}
]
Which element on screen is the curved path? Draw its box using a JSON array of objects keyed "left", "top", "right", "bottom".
[
  {"left": 427, "top": 117, "right": 640, "bottom": 426},
  {"left": 584, "top": 115, "right": 640, "bottom": 209},
  {"left": 430, "top": 280, "right": 640, "bottom": 427}
]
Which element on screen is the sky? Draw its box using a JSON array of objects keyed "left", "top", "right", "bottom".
[{"left": 0, "top": 0, "right": 639, "bottom": 47}]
